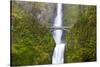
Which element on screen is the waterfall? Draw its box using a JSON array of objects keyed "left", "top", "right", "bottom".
[{"left": 52, "top": 3, "right": 65, "bottom": 64}]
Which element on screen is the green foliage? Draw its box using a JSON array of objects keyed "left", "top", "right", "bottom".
[
  {"left": 11, "top": 1, "right": 96, "bottom": 66},
  {"left": 64, "top": 5, "right": 96, "bottom": 63},
  {"left": 11, "top": 1, "right": 55, "bottom": 66}
]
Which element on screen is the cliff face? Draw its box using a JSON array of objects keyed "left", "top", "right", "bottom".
[{"left": 15, "top": 1, "right": 56, "bottom": 27}]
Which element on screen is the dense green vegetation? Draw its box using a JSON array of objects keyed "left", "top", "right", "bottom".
[
  {"left": 11, "top": 1, "right": 55, "bottom": 66},
  {"left": 64, "top": 5, "right": 96, "bottom": 63},
  {"left": 11, "top": 1, "right": 96, "bottom": 66}
]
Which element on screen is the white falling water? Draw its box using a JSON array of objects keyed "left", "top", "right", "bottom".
[{"left": 52, "top": 3, "right": 65, "bottom": 64}]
